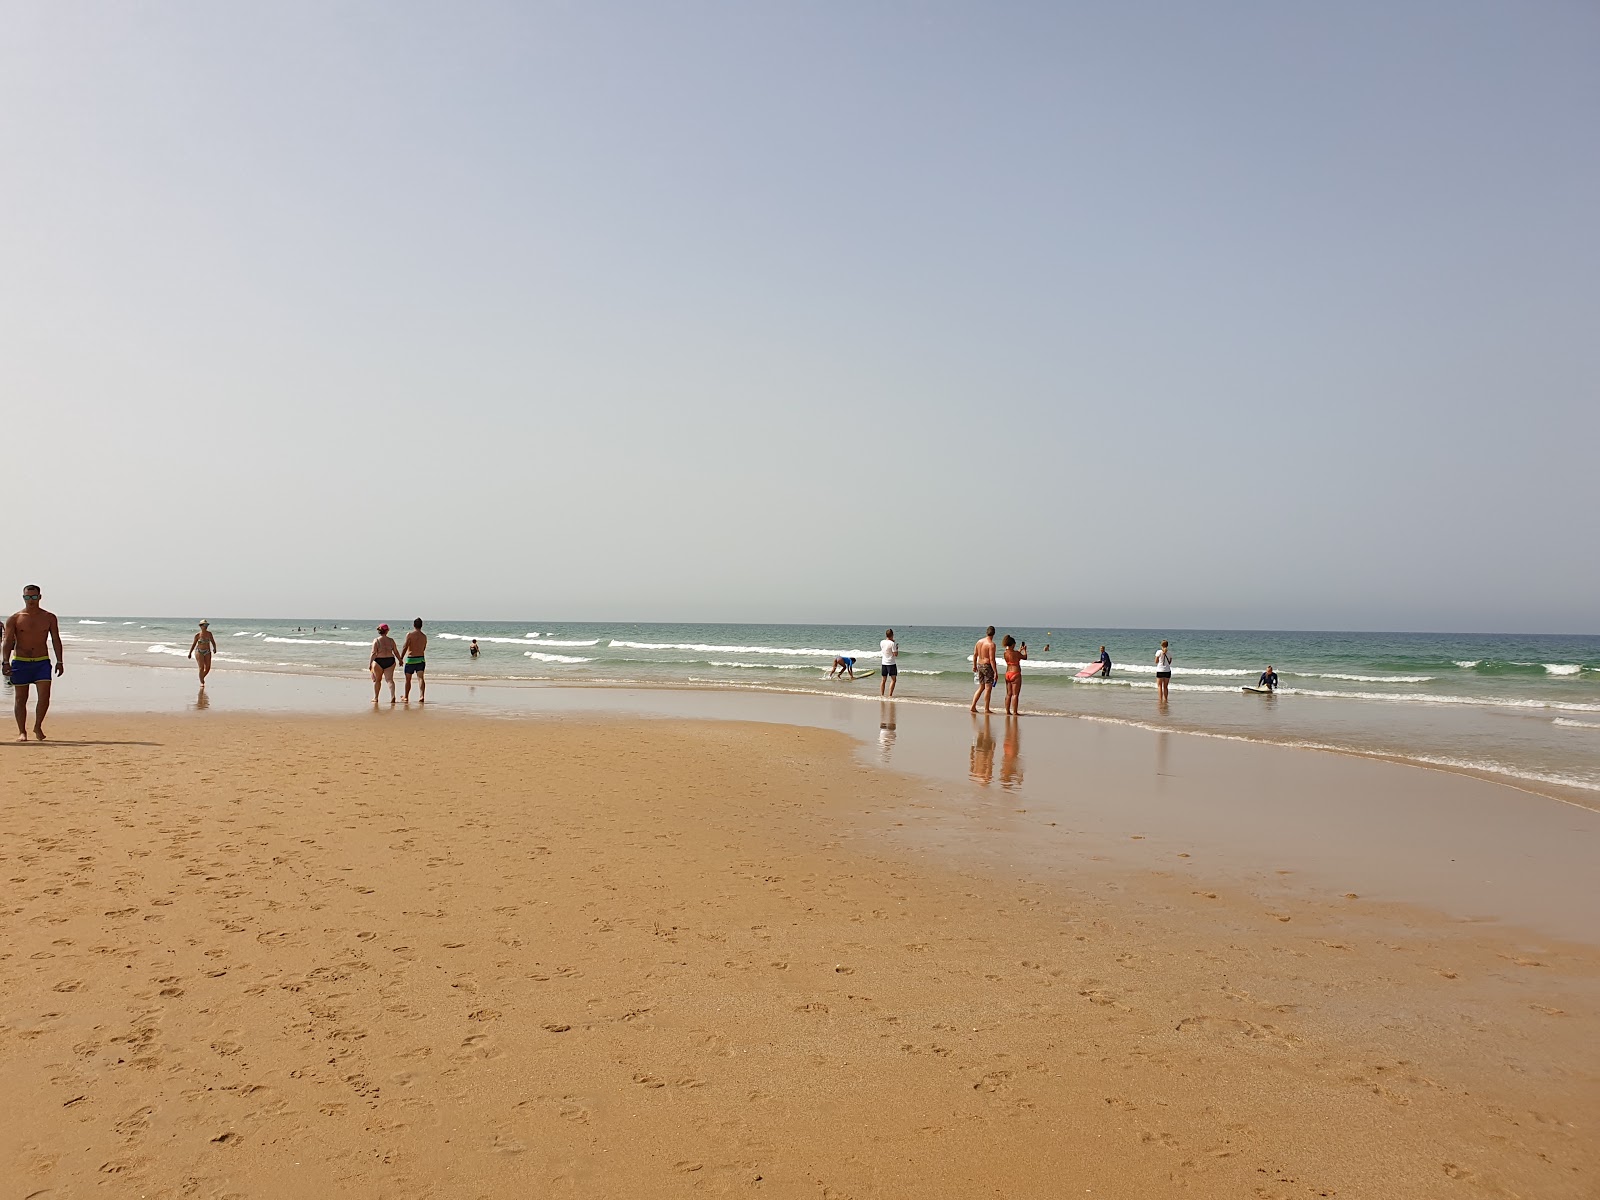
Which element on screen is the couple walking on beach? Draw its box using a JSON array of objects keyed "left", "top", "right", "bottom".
[
  {"left": 370, "top": 619, "right": 428, "bottom": 704},
  {"left": 971, "top": 626, "right": 1028, "bottom": 716}
]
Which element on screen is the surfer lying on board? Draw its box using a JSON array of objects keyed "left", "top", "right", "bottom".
[
  {"left": 828, "top": 655, "right": 858, "bottom": 679},
  {"left": 1258, "top": 666, "right": 1280, "bottom": 692}
]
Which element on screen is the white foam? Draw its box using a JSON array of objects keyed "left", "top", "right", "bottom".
[
  {"left": 1544, "top": 664, "right": 1582, "bottom": 676},
  {"left": 262, "top": 636, "right": 370, "bottom": 646},
  {"left": 1000, "top": 657, "right": 1254, "bottom": 676},
  {"left": 233, "top": 631, "right": 255, "bottom": 636},
  {"left": 122, "top": 621, "right": 135, "bottom": 624},
  {"left": 1273, "top": 687, "right": 1600, "bottom": 713},
  {"left": 609, "top": 639, "right": 841, "bottom": 657},
  {"left": 708, "top": 661, "right": 814, "bottom": 670},
  {"left": 523, "top": 651, "right": 592, "bottom": 664},
  {"left": 1313, "top": 673, "right": 1435, "bottom": 684},
  {"left": 1554, "top": 718, "right": 1600, "bottom": 730},
  {"left": 78, "top": 619, "right": 104, "bottom": 624},
  {"left": 146, "top": 644, "right": 184, "bottom": 656},
  {"left": 1454, "top": 660, "right": 1480, "bottom": 669},
  {"left": 437, "top": 633, "right": 600, "bottom": 647}
]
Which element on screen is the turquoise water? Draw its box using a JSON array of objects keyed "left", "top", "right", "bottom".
[{"left": 53, "top": 618, "right": 1600, "bottom": 800}]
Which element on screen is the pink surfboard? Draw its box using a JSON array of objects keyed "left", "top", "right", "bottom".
[{"left": 1075, "top": 663, "right": 1104, "bottom": 678}]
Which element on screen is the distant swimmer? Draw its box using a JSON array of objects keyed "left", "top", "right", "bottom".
[
  {"left": 188, "top": 620, "right": 217, "bottom": 686},
  {"left": 469, "top": 639, "right": 481, "bottom": 659},
  {"left": 1258, "top": 665, "right": 1280, "bottom": 692},
  {"left": 3, "top": 584, "right": 64, "bottom": 741},
  {"left": 971, "top": 626, "right": 998, "bottom": 714},
  {"left": 829, "top": 654, "right": 858, "bottom": 680},
  {"left": 879, "top": 629, "right": 898, "bottom": 697},
  {"left": 1098, "top": 646, "right": 1112, "bottom": 678},
  {"left": 370, "top": 624, "right": 400, "bottom": 704},
  {"left": 1002, "top": 635, "right": 1028, "bottom": 716},
  {"left": 403, "top": 618, "right": 427, "bottom": 702},
  {"left": 1155, "top": 639, "right": 1173, "bottom": 702}
]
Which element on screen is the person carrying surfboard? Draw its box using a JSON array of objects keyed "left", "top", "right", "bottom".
[{"left": 1258, "top": 665, "right": 1280, "bottom": 692}]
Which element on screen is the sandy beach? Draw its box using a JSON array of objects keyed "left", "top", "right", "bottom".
[{"left": 2, "top": 705, "right": 1596, "bottom": 1199}]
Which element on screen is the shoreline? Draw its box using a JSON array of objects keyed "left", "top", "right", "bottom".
[
  {"left": 13, "top": 662, "right": 1600, "bottom": 948},
  {"left": 42, "top": 657, "right": 1600, "bottom": 810},
  {"left": 3, "top": 710, "right": 1596, "bottom": 1197}
]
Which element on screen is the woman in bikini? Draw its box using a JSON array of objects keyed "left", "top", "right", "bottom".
[
  {"left": 370, "top": 624, "right": 401, "bottom": 704},
  {"left": 187, "top": 620, "right": 217, "bottom": 686},
  {"left": 1002, "top": 634, "right": 1027, "bottom": 716}
]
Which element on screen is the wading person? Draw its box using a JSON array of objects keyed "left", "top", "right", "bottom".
[
  {"left": 1155, "top": 639, "right": 1173, "bottom": 702},
  {"left": 970, "top": 626, "right": 998, "bottom": 714},
  {"left": 1002, "top": 634, "right": 1027, "bottom": 716},
  {"left": 187, "top": 620, "right": 217, "bottom": 686},
  {"left": 370, "top": 624, "right": 400, "bottom": 704},
  {"left": 879, "top": 629, "right": 898, "bottom": 697},
  {"left": 402, "top": 618, "right": 428, "bottom": 703},
  {"left": 3, "top": 584, "right": 64, "bottom": 741}
]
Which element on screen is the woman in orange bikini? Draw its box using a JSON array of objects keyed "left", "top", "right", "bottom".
[{"left": 1002, "top": 634, "right": 1028, "bottom": 716}]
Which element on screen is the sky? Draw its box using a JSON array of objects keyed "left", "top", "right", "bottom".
[{"left": 3, "top": 2, "right": 1596, "bottom": 631}]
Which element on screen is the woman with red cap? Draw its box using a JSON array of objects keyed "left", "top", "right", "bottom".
[{"left": 370, "top": 623, "right": 401, "bottom": 704}]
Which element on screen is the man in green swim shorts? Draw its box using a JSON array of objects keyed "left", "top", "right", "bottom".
[
  {"left": 402, "top": 617, "right": 428, "bottom": 703},
  {"left": 3, "top": 584, "right": 65, "bottom": 741}
]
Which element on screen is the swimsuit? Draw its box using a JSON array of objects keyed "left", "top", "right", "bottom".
[
  {"left": 404, "top": 656, "right": 426, "bottom": 675},
  {"left": 373, "top": 656, "right": 396, "bottom": 671},
  {"left": 976, "top": 662, "right": 996, "bottom": 688},
  {"left": 8, "top": 655, "right": 53, "bottom": 685},
  {"left": 1005, "top": 649, "right": 1021, "bottom": 684}
]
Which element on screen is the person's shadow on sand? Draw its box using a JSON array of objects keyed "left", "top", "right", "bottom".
[{"left": 2, "top": 740, "right": 162, "bottom": 748}]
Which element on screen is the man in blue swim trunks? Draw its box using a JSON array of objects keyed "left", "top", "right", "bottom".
[{"left": 3, "top": 584, "right": 65, "bottom": 741}]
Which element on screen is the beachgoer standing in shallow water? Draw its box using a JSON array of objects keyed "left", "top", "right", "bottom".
[
  {"left": 469, "top": 639, "right": 480, "bottom": 659},
  {"left": 1155, "top": 639, "right": 1173, "bottom": 701},
  {"left": 3, "top": 584, "right": 64, "bottom": 741},
  {"left": 1098, "top": 645, "right": 1112, "bottom": 677},
  {"left": 880, "top": 629, "right": 898, "bottom": 697},
  {"left": 188, "top": 620, "right": 217, "bottom": 686},
  {"left": 403, "top": 618, "right": 428, "bottom": 703},
  {"left": 1002, "top": 634, "right": 1027, "bottom": 715},
  {"left": 370, "top": 623, "right": 400, "bottom": 704},
  {"left": 971, "top": 626, "right": 998, "bottom": 714}
]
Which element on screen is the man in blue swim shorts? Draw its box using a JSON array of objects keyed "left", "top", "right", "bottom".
[{"left": 3, "top": 583, "right": 65, "bottom": 741}]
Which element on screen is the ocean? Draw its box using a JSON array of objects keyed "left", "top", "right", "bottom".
[{"left": 52, "top": 618, "right": 1600, "bottom": 802}]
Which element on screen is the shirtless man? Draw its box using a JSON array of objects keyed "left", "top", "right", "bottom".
[
  {"left": 402, "top": 618, "right": 427, "bottom": 703},
  {"left": 970, "top": 625, "right": 998, "bottom": 714},
  {"left": 3, "top": 584, "right": 65, "bottom": 741}
]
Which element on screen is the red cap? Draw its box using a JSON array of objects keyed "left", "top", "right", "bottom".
[{"left": 377, "top": 623, "right": 389, "bottom": 632}]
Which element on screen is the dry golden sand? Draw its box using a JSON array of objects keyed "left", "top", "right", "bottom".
[{"left": 1, "top": 713, "right": 1596, "bottom": 1199}]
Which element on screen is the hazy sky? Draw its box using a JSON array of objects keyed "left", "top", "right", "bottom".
[{"left": 4, "top": 2, "right": 1596, "bottom": 631}]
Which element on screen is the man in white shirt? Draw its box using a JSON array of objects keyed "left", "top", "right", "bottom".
[{"left": 879, "top": 628, "right": 899, "bottom": 697}]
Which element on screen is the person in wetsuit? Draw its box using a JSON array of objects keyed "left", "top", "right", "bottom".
[{"left": 1258, "top": 665, "right": 1280, "bottom": 692}]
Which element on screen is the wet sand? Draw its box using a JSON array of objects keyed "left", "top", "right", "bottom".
[{"left": 2, "top": 708, "right": 1596, "bottom": 1198}]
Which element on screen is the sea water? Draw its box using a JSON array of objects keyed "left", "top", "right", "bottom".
[{"left": 54, "top": 618, "right": 1600, "bottom": 801}]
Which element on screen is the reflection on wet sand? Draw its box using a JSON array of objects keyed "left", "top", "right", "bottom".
[
  {"left": 970, "top": 713, "right": 995, "bottom": 785},
  {"left": 1000, "top": 714, "right": 1023, "bottom": 790},
  {"left": 193, "top": 688, "right": 210, "bottom": 712},
  {"left": 877, "top": 701, "right": 897, "bottom": 762}
]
